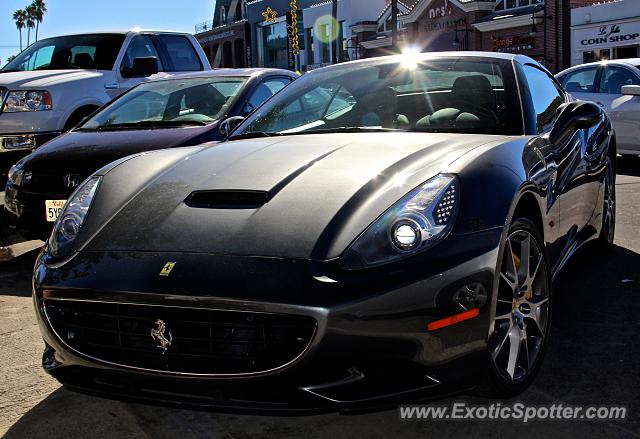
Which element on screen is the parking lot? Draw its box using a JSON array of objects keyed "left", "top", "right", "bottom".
[{"left": 0, "top": 159, "right": 639, "bottom": 439}]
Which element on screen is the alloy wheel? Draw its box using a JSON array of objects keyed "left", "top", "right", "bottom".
[
  {"left": 491, "top": 230, "right": 550, "bottom": 383},
  {"left": 603, "top": 157, "right": 616, "bottom": 243}
]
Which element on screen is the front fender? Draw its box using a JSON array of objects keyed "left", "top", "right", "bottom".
[{"left": 447, "top": 137, "right": 547, "bottom": 235}]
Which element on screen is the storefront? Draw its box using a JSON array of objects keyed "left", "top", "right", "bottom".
[
  {"left": 355, "top": 0, "right": 593, "bottom": 73},
  {"left": 571, "top": 0, "right": 640, "bottom": 66},
  {"left": 247, "top": 0, "right": 314, "bottom": 70},
  {"left": 194, "top": 0, "right": 250, "bottom": 68},
  {"left": 196, "top": 21, "right": 251, "bottom": 68}
]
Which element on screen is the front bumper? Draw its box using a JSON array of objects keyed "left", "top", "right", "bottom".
[
  {"left": 0, "top": 131, "right": 61, "bottom": 186},
  {"left": 4, "top": 180, "right": 63, "bottom": 237},
  {"left": 33, "top": 228, "right": 503, "bottom": 413}
]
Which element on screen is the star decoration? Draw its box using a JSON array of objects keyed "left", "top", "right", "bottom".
[{"left": 262, "top": 7, "right": 278, "bottom": 23}]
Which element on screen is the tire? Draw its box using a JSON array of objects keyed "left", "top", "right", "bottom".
[
  {"left": 477, "top": 217, "right": 552, "bottom": 398},
  {"left": 597, "top": 155, "right": 616, "bottom": 248}
]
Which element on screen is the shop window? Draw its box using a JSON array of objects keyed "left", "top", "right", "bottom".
[
  {"left": 258, "top": 20, "right": 289, "bottom": 69},
  {"left": 599, "top": 67, "right": 640, "bottom": 94},
  {"left": 318, "top": 24, "right": 330, "bottom": 63},
  {"left": 614, "top": 45, "right": 639, "bottom": 60},
  {"left": 496, "top": 0, "right": 543, "bottom": 11},
  {"left": 583, "top": 48, "right": 610, "bottom": 64},
  {"left": 306, "top": 28, "right": 315, "bottom": 65},
  {"left": 561, "top": 67, "right": 598, "bottom": 93}
]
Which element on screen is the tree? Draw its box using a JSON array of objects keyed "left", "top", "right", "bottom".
[
  {"left": 31, "top": 0, "right": 47, "bottom": 42},
  {"left": 25, "top": 4, "right": 36, "bottom": 47},
  {"left": 12, "top": 9, "right": 26, "bottom": 52}
]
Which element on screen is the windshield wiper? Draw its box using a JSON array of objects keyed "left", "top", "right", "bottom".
[
  {"left": 83, "top": 120, "right": 208, "bottom": 131},
  {"left": 284, "top": 126, "right": 402, "bottom": 135},
  {"left": 228, "top": 131, "right": 284, "bottom": 141}
]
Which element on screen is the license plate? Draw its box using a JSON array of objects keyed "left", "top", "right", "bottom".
[{"left": 45, "top": 200, "right": 67, "bottom": 222}]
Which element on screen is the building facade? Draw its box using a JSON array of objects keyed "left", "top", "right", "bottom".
[
  {"left": 195, "top": 0, "right": 251, "bottom": 68},
  {"left": 194, "top": 0, "right": 601, "bottom": 73},
  {"left": 352, "top": 0, "right": 593, "bottom": 73},
  {"left": 196, "top": 0, "right": 387, "bottom": 71},
  {"left": 570, "top": 0, "right": 640, "bottom": 66}
]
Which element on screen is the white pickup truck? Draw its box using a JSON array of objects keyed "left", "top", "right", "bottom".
[{"left": 0, "top": 29, "right": 211, "bottom": 181}]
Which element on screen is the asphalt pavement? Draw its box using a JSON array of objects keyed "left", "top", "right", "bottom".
[{"left": 1, "top": 159, "right": 639, "bottom": 438}]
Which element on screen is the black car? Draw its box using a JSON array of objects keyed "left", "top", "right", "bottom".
[
  {"left": 4, "top": 68, "right": 297, "bottom": 236},
  {"left": 33, "top": 52, "right": 615, "bottom": 414}
]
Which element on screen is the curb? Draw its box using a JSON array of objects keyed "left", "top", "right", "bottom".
[{"left": 0, "top": 241, "right": 44, "bottom": 263}]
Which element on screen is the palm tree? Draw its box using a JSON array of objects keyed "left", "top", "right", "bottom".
[
  {"left": 31, "top": 0, "right": 47, "bottom": 42},
  {"left": 12, "top": 9, "right": 27, "bottom": 51},
  {"left": 25, "top": 4, "right": 37, "bottom": 47}
]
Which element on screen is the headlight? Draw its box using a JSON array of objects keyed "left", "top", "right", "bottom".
[
  {"left": 3, "top": 91, "right": 53, "bottom": 112},
  {"left": 340, "top": 174, "right": 459, "bottom": 269},
  {"left": 7, "top": 163, "right": 31, "bottom": 186},
  {"left": 46, "top": 176, "right": 101, "bottom": 260}
]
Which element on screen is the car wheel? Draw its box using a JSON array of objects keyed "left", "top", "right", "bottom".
[
  {"left": 598, "top": 155, "right": 616, "bottom": 248},
  {"left": 477, "top": 218, "right": 552, "bottom": 397}
]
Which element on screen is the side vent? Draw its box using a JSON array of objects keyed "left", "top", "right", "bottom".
[{"left": 184, "top": 190, "right": 270, "bottom": 209}]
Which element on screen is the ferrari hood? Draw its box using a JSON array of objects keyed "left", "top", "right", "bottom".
[{"left": 82, "top": 132, "right": 502, "bottom": 260}]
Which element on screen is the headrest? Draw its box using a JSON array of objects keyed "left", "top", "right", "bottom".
[{"left": 452, "top": 75, "right": 494, "bottom": 106}]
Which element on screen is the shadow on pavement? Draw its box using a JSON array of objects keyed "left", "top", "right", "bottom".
[
  {"left": 0, "top": 250, "right": 40, "bottom": 297},
  {"left": 3, "top": 244, "right": 639, "bottom": 439},
  {"left": 617, "top": 156, "right": 640, "bottom": 177}
]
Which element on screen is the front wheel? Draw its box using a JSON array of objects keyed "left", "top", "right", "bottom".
[
  {"left": 477, "top": 218, "right": 552, "bottom": 397},
  {"left": 598, "top": 155, "right": 616, "bottom": 247}
]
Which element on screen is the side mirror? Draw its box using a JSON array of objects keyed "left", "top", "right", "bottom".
[
  {"left": 550, "top": 101, "right": 602, "bottom": 144},
  {"left": 621, "top": 85, "right": 640, "bottom": 96},
  {"left": 121, "top": 56, "right": 159, "bottom": 78},
  {"left": 219, "top": 116, "right": 245, "bottom": 139}
]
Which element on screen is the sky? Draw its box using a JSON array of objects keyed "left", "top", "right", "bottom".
[{"left": 1, "top": 0, "right": 216, "bottom": 65}]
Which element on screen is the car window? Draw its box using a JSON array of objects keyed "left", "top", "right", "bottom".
[
  {"left": 80, "top": 77, "right": 248, "bottom": 129},
  {"left": 121, "top": 35, "right": 163, "bottom": 74},
  {"left": 263, "top": 78, "right": 291, "bottom": 94},
  {"left": 524, "top": 65, "right": 565, "bottom": 133},
  {"left": 561, "top": 67, "right": 598, "bottom": 93},
  {"left": 3, "top": 34, "right": 125, "bottom": 71},
  {"left": 235, "top": 58, "right": 521, "bottom": 137},
  {"left": 244, "top": 78, "right": 291, "bottom": 115},
  {"left": 157, "top": 35, "right": 202, "bottom": 72},
  {"left": 599, "top": 67, "right": 640, "bottom": 94}
]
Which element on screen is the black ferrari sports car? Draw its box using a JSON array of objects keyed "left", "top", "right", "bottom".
[{"left": 32, "top": 52, "right": 615, "bottom": 414}]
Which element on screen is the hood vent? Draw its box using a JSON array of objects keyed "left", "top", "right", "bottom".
[{"left": 184, "top": 190, "right": 270, "bottom": 209}]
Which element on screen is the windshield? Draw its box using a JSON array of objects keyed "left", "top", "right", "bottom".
[
  {"left": 3, "top": 34, "right": 125, "bottom": 72},
  {"left": 80, "top": 76, "right": 248, "bottom": 130},
  {"left": 232, "top": 56, "right": 521, "bottom": 138}
]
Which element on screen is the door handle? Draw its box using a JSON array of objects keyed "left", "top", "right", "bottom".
[
  {"left": 534, "top": 146, "right": 547, "bottom": 170},
  {"left": 104, "top": 83, "right": 119, "bottom": 90}
]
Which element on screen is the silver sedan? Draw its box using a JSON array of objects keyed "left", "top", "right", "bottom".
[{"left": 557, "top": 59, "right": 640, "bottom": 158}]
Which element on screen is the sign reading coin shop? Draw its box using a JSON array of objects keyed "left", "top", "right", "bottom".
[{"left": 576, "top": 22, "right": 640, "bottom": 49}]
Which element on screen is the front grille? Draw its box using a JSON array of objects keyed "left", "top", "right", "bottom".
[
  {"left": 44, "top": 299, "right": 317, "bottom": 375},
  {"left": 26, "top": 173, "right": 87, "bottom": 194}
]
